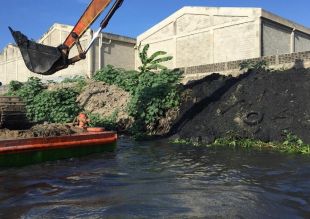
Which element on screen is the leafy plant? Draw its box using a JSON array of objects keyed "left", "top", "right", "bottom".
[
  {"left": 8, "top": 80, "right": 23, "bottom": 93},
  {"left": 138, "top": 44, "right": 173, "bottom": 73},
  {"left": 239, "top": 60, "right": 268, "bottom": 71},
  {"left": 93, "top": 58, "right": 183, "bottom": 136},
  {"left": 62, "top": 75, "right": 87, "bottom": 92},
  {"left": 28, "top": 88, "right": 80, "bottom": 123},
  {"left": 127, "top": 69, "right": 182, "bottom": 133},
  {"left": 93, "top": 65, "right": 139, "bottom": 94},
  {"left": 8, "top": 77, "right": 45, "bottom": 104},
  {"left": 8, "top": 77, "right": 80, "bottom": 123},
  {"left": 88, "top": 111, "right": 118, "bottom": 130},
  {"left": 282, "top": 130, "right": 304, "bottom": 147}
]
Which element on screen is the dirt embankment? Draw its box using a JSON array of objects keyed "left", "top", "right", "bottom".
[
  {"left": 77, "top": 81, "right": 133, "bottom": 129},
  {"left": 0, "top": 124, "right": 84, "bottom": 140},
  {"left": 168, "top": 68, "right": 310, "bottom": 144},
  {"left": 2, "top": 69, "right": 309, "bottom": 143},
  {"left": 0, "top": 81, "right": 132, "bottom": 140}
]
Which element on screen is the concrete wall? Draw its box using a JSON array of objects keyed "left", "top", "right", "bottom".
[
  {"left": 262, "top": 20, "right": 291, "bottom": 56},
  {"left": 92, "top": 33, "right": 136, "bottom": 73},
  {"left": 0, "top": 23, "right": 136, "bottom": 84},
  {"left": 136, "top": 7, "right": 310, "bottom": 71},
  {"left": 136, "top": 7, "right": 262, "bottom": 70},
  {"left": 295, "top": 31, "right": 310, "bottom": 52},
  {"left": 213, "top": 21, "right": 258, "bottom": 63},
  {"left": 181, "top": 50, "right": 310, "bottom": 83}
]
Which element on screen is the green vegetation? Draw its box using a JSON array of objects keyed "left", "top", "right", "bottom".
[
  {"left": 28, "top": 88, "right": 80, "bottom": 123},
  {"left": 88, "top": 111, "right": 118, "bottom": 131},
  {"left": 137, "top": 43, "right": 173, "bottom": 73},
  {"left": 93, "top": 44, "right": 183, "bottom": 136},
  {"left": 8, "top": 77, "right": 44, "bottom": 102},
  {"left": 212, "top": 135, "right": 310, "bottom": 154},
  {"left": 6, "top": 44, "right": 182, "bottom": 136},
  {"left": 172, "top": 131, "right": 310, "bottom": 154},
  {"left": 93, "top": 65, "right": 139, "bottom": 92},
  {"left": 62, "top": 75, "right": 87, "bottom": 92},
  {"left": 8, "top": 77, "right": 80, "bottom": 123},
  {"left": 239, "top": 59, "right": 268, "bottom": 71}
]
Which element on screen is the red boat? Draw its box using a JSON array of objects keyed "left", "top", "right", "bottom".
[{"left": 0, "top": 131, "right": 117, "bottom": 167}]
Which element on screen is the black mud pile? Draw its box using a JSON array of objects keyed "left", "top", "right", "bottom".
[{"left": 170, "top": 68, "right": 310, "bottom": 144}]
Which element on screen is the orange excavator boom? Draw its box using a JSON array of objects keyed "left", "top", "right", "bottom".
[{"left": 64, "top": 0, "right": 112, "bottom": 49}]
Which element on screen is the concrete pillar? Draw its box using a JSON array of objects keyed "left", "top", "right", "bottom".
[
  {"left": 59, "top": 27, "right": 62, "bottom": 44},
  {"left": 173, "top": 20, "right": 177, "bottom": 68},
  {"left": 4, "top": 50, "right": 7, "bottom": 84},
  {"left": 15, "top": 58, "right": 18, "bottom": 81},
  {"left": 99, "top": 33, "right": 102, "bottom": 70},
  {"left": 258, "top": 17, "right": 263, "bottom": 57},
  {"left": 210, "top": 14, "right": 215, "bottom": 63},
  {"left": 291, "top": 28, "right": 295, "bottom": 53},
  {"left": 87, "top": 29, "right": 94, "bottom": 78},
  {"left": 211, "top": 28, "right": 214, "bottom": 63},
  {"left": 101, "top": 37, "right": 112, "bottom": 69}
]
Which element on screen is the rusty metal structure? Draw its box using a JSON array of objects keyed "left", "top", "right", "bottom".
[{"left": 9, "top": 0, "right": 124, "bottom": 75}]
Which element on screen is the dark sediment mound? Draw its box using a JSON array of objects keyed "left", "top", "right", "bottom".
[{"left": 170, "top": 68, "right": 310, "bottom": 144}]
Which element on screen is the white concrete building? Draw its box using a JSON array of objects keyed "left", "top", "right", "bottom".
[
  {"left": 0, "top": 23, "right": 136, "bottom": 84},
  {"left": 136, "top": 7, "right": 310, "bottom": 69}
]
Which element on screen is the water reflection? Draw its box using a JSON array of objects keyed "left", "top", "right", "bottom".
[{"left": 0, "top": 137, "right": 309, "bottom": 218}]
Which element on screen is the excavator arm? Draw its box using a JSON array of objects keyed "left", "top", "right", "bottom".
[
  {"left": 64, "top": 0, "right": 112, "bottom": 49},
  {"left": 9, "top": 0, "right": 124, "bottom": 75}
]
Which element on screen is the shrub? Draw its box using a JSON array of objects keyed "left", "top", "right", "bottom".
[
  {"left": 93, "top": 65, "right": 139, "bottom": 94},
  {"left": 88, "top": 111, "right": 118, "bottom": 131},
  {"left": 8, "top": 77, "right": 80, "bottom": 123},
  {"left": 239, "top": 60, "right": 268, "bottom": 71},
  {"left": 93, "top": 45, "right": 183, "bottom": 136},
  {"left": 127, "top": 69, "right": 182, "bottom": 133},
  {"left": 62, "top": 75, "right": 87, "bottom": 92},
  {"left": 27, "top": 88, "right": 80, "bottom": 123},
  {"left": 8, "top": 77, "right": 45, "bottom": 103},
  {"left": 8, "top": 80, "right": 23, "bottom": 93},
  {"left": 62, "top": 75, "right": 86, "bottom": 83}
]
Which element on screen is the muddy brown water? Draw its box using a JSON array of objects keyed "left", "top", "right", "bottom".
[{"left": 0, "top": 137, "right": 309, "bottom": 218}]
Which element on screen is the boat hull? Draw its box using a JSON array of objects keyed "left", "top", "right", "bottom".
[{"left": 0, "top": 131, "right": 117, "bottom": 167}]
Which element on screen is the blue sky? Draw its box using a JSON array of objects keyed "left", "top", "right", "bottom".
[{"left": 1, "top": 0, "right": 310, "bottom": 51}]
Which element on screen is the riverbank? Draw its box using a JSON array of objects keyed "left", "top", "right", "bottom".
[
  {"left": 173, "top": 134, "right": 310, "bottom": 154},
  {"left": 167, "top": 68, "right": 310, "bottom": 154},
  {"left": 3, "top": 66, "right": 310, "bottom": 154}
]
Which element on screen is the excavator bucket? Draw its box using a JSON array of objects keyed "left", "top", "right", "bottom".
[
  {"left": 9, "top": 0, "right": 113, "bottom": 75},
  {"left": 9, "top": 27, "right": 66, "bottom": 75}
]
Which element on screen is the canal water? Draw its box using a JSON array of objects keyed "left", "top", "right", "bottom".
[{"left": 0, "top": 137, "right": 309, "bottom": 218}]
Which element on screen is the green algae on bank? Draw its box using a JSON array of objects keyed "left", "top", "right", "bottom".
[{"left": 172, "top": 132, "right": 310, "bottom": 154}]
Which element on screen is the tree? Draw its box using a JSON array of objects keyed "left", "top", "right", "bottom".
[{"left": 138, "top": 43, "right": 173, "bottom": 73}]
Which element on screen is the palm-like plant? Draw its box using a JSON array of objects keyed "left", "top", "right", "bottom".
[{"left": 138, "top": 43, "right": 173, "bottom": 73}]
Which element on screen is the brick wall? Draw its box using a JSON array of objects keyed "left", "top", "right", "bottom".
[{"left": 182, "top": 50, "right": 310, "bottom": 81}]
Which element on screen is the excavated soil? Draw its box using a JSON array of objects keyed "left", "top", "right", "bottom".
[
  {"left": 0, "top": 124, "right": 83, "bottom": 140},
  {"left": 169, "top": 68, "right": 310, "bottom": 144},
  {"left": 77, "top": 81, "right": 133, "bottom": 129}
]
